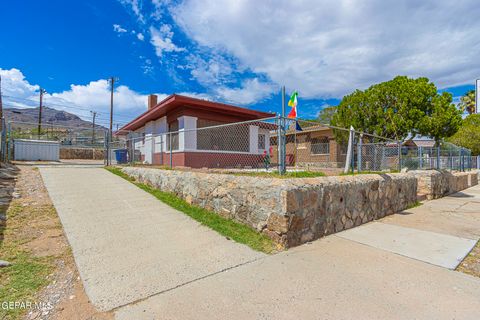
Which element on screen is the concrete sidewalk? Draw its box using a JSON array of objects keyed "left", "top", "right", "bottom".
[
  {"left": 40, "top": 167, "right": 264, "bottom": 311},
  {"left": 41, "top": 167, "right": 480, "bottom": 319},
  {"left": 116, "top": 236, "right": 480, "bottom": 320}
]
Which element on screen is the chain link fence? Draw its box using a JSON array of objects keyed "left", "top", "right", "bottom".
[
  {"left": 4, "top": 121, "right": 114, "bottom": 162},
  {"left": 115, "top": 115, "right": 473, "bottom": 175},
  {"left": 3, "top": 116, "right": 473, "bottom": 173}
]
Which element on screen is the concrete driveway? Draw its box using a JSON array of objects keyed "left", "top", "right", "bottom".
[
  {"left": 40, "top": 167, "right": 480, "bottom": 319},
  {"left": 40, "top": 167, "right": 264, "bottom": 311}
]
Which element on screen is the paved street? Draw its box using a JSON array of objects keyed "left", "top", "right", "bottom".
[{"left": 40, "top": 167, "right": 480, "bottom": 319}]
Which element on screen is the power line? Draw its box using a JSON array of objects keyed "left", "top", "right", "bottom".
[
  {"left": 7, "top": 120, "right": 108, "bottom": 131},
  {"left": 2, "top": 94, "right": 138, "bottom": 121},
  {"left": 0, "top": 103, "right": 130, "bottom": 127}
]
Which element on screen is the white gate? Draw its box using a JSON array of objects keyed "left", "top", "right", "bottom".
[{"left": 14, "top": 139, "right": 60, "bottom": 161}]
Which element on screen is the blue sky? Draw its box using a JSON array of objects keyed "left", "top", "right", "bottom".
[{"left": 0, "top": 0, "right": 478, "bottom": 127}]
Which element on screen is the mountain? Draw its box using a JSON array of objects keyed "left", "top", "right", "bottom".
[{"left": 3, "top": 107, "right": 106, "bottom": 130}]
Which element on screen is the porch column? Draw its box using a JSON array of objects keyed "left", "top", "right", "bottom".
[
  {"left": 178, "top": 116, "right": 197, "bottom": 151},
  {"left": 249, "top": 125, "right": 259, "bottom": 154}
]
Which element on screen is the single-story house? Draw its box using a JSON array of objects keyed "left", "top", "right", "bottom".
[
  {"left": 270, "top": 124, "right": 347, "bottom": 168},
  {"left": 118, "top": 94, "right": 275, "bottom": 168}
]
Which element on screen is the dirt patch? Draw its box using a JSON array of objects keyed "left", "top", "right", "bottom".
[
  {"left": 457, "top": 240, "right": 480, "bottom": 278},
  {"left": 1, "top": 165, "right": 112, "bottom": 320}
]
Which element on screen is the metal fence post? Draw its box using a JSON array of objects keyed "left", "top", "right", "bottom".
[
  {"left": 169, "top": 132, "right": 173, "bottom": 168},
  {"left": 7, "top": 122, "right": 11, "bottom": 162},
  {"left": 357, "top": 134, "right": 362, "bottom": 173},
  {"left": 397, "top": 142, "right": 401, "bottom": 171},
  {"left": 418, "top": 146, "right": 423, "bottom": 169},
  {"left": 280, "top": 117, "right": 287, "bottom": 174},
  {"left": 277, "top": 115, "right": 286, "bottom": 174},
  {"left": 276, "top": 116, "right": 281, "bottom": 173},
  {"left": 436, "top": 145, "right": 441, "bottom": 170},
  {"left": 460, "top": 147, "right": 464, "bottom": 172}
]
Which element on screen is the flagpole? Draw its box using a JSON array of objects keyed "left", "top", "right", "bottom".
[
  {"left": 294, "top": 122, "right": 297, "bottom": 174},
  {"left": 280, "top": 86, "right": 286, "bottom": 174}
]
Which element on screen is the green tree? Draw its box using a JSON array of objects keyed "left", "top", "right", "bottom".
[
  {"left": 331, "top": 76, "right": 461, "bottom": 142},
  {"left": 447, "top": 114, "right": 480, "bottom": 155},
  {"left": 417, "top": 92, "right": 462, "bottom": 142},
  {"left": 317, "top": 106, "right": 337, "bottom": 124},
  {"left": 458, "top": 90, "right": 476, "bottom": 114}
]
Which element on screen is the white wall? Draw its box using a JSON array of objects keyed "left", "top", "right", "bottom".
[
  {"left": 249, "top": 125, "right": 259, "bottom": 154},
  {"left": 153, "top": 117, "right": 167, "bottom": 153},
  {"left": 178, "top": 116, "right": 197, "bottom": 151},
  {"left": 14, "top": 139, "right": 60, "bottom": 161},
  {"left": 144, "top": 121, "right": 154, "bottom": 164}
]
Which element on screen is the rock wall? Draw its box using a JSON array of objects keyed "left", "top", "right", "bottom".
[
  {"left": 408, "top": 170, "right": 479, "bottom": 200},
  {"left": 60, "top": 148, "right": 104, "bottom": 160},
  {"left": 270, "top": 174, "right": 417, "bottom": 247},
  {"left": 122, "top": 167, "right": 417, "bottom": 248}
]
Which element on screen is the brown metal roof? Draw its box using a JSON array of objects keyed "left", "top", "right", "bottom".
[{"left": 118, "top": 94, "right": 275, "bottom": 133}]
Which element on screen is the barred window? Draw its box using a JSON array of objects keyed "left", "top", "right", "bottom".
[{"left": 311, "top": 137, "right": 330, "bottom": 155}]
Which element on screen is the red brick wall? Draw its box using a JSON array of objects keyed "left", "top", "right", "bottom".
[{"left": 152, "top": 152, "right": 269, "bottom": 169}]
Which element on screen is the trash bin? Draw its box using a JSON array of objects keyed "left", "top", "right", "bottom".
[{"left": 114, "top": 149, "right": 128, "bottom": 164}]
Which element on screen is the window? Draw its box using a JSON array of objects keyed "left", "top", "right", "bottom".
[
  {"left": 258, "top": 134, "right": 266, "bottom": 149},
  {"left": 311, "top": 137, "right": 330, "bottom": 155},
  {"left": 167, "top": 120, "right": 179, "bottom": 150}
]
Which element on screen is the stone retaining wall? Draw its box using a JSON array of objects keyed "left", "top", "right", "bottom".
[
  {"left": 122, "top": 167, "right": 417, "bottom": 248},
  {"left": 60, "top": 148, "right": 104, "bottom": 160},
  {"left": 408, "top": 170, "right": 479, "bottom": 200}
]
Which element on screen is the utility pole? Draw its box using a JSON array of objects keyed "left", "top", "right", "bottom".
[
  {"left": 38, "top": 88, "right": 46, "bottom": 136},
  {"left": 0, "top": 75, "right": 3, "bottom": 131},
  {"left": 107, "top": 77, "right": 118, "bottom": 165},
  {"left": 90, "top": 111, "right": 97, "bottom": 144}
]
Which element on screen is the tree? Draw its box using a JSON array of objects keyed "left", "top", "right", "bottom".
[
  {"left": 331, "top": 76, "right": 462, "bottom": 142},
  {"left": 447, "top": 114, "right": 480, "bottom": 155},
  {"left": 417, "top": 92, "right": 462, "bottom": 142},
  {"left": 317, "top": 106, "right": 337, "bottom": 124},
  {"left": 458, "top": 90, "right": 476, "bottom": 114}
]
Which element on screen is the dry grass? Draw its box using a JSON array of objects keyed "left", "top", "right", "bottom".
[
  {"left": 457, "top": 240, "right": 480, "bottom": 278},
  {"left": 0, "top": 198, "right": 58, "bottom": 319}
]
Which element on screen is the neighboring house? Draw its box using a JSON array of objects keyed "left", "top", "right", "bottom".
[
  {"left": 403, "top": 135, "right": 435, "bottom": 148},
  {"left": 118, "top": 94, "right": 274, "bottom": 168},
  {"left": 270, "top": 124, "right": 347, "bottom": 168}
]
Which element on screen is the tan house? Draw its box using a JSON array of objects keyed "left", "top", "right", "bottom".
[{"left": 270, "top": 124, "right": 347, "bottom": 168}]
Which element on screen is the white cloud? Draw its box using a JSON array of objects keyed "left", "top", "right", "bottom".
[
  {"left": 214, "top": 78, "right": 276, "bottom": 105},
  {"left": 113, "top": 24, "right": 127, "bottom": 33},
  {"left": 137, "top": 32, "right": 145, "bottom": 41},
  {"left": 185, "top": 54, "right": 235, "bottom": 87},
  {"left": 149, "top": 25, "right": 185, "bottom": 57},
  {"left": 118, "top": 0, "right": 145, "bottom": 23},
  {"left": 173, "top": 0, "right": 480, "bottom": 98},
  {"left": 0, "top": 68, "right": 39, "bottom": 107}
]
